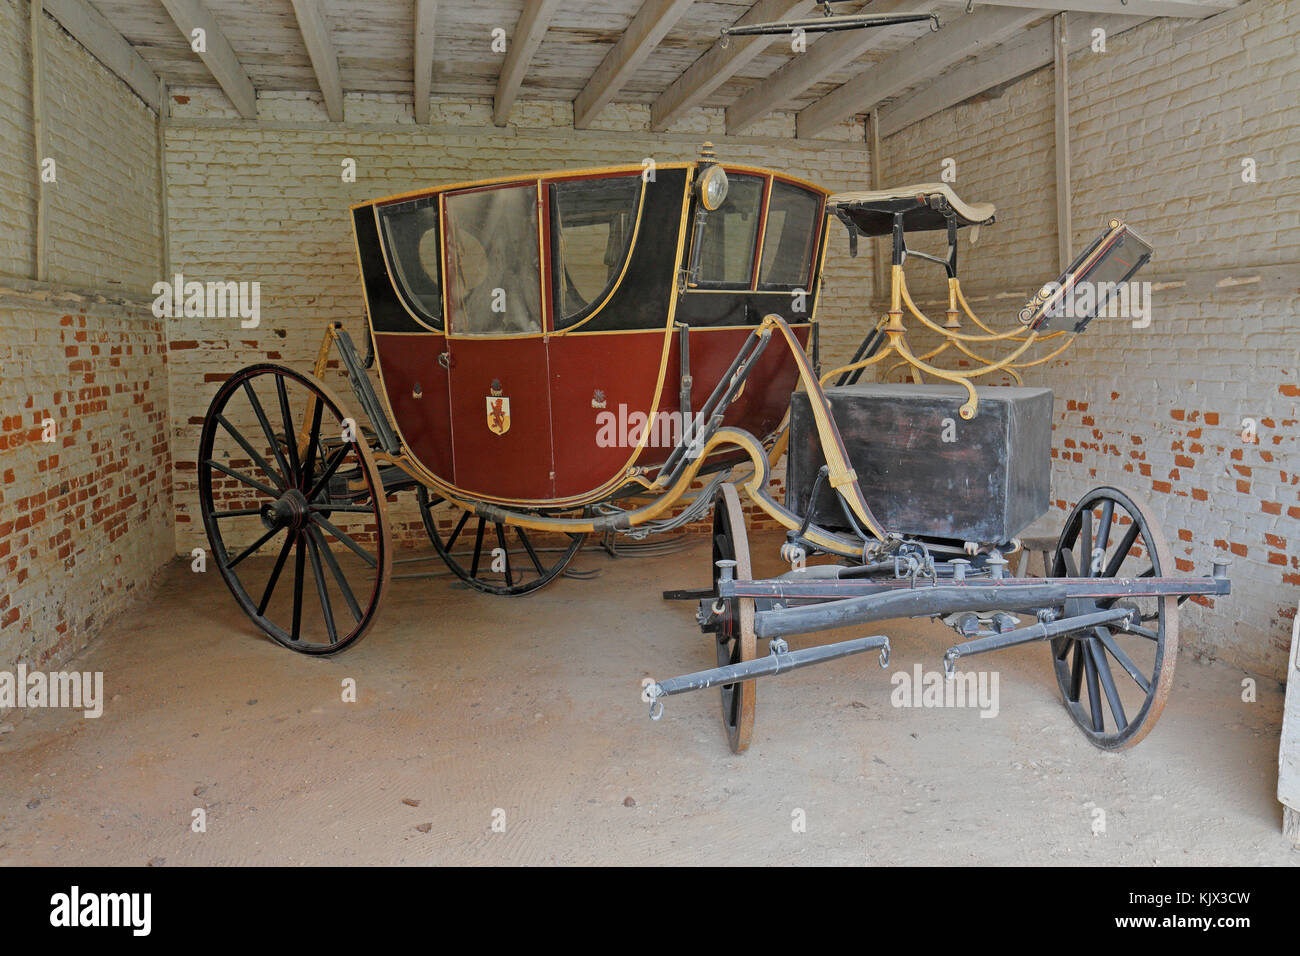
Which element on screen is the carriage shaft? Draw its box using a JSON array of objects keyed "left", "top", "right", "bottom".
[
  {"left": 944, "top": 607, "right": 1132, "bottom": 666},
  {"left": 650, "top": 634, "right": 890, "bottom": 701}
]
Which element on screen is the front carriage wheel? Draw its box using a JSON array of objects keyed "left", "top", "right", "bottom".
[
  {"left": 711, "top": 483, "right": 757, "bottom": 754},
  {"left": 415, "top": 487, "right": 586, "bottom": 596},
  {"left": 1048, "top": 486, "right": 1177, "bottom": 749},
  {"left": 198, "top": 364, "right": 391, "bottom": 654}
]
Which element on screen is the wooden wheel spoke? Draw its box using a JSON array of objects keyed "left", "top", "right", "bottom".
[
  {"left": 1082, "top": 640, "right": 1105, "bottom": 732},
  {"left": 1094, "top": 626, "right": 1153, "bottom": 694},
  {"left": 1059, "top": 547, "right": 1079, "bottom": 578},
  {"left": 205, "top": 459, "right": 280, "bottom": 498},
  {"left": 307, "top": 441, "right": 352, "bottom": 502},
  {"left": 291, "top": 533, "right": 306, "bottom": 641},
  {"left": 275, "top": 375, "right": 301, "bottom": 481},
  {"left": 301, "top": 397, "right": 325, "bottom": 490},
  {"left": 494, "top": 523, "right": 513, "bottom": 586},
  {"left": 304, "top": 531, "right": 338, "bottom": 644},
  {"left": 214, "top": 508, "right": 263, "bottom": 519},
  {"left": 308, "top": 525, "right": 363, "bottom": 623},
  {"left": 517, "top": 527, "right": 545, "bottom": 575},
  {"left": 1102, "top": 521, "right": 1140, "bottom": 578},
  {"left": 216, "top": 413, "right": 286, "bottom": 490},
  {"left": 242, "top": 380, "right": 293, "bottom": 484},
  {"left": 1054, "top": 636, "right": 1073, "bottom": 661},
  {"left": 225, "top": 525, "right": 281, "bottom": 569},
  {"left": 258, "top": 533, "right": 295, "bottom": 615},
  {"left": 444, "top": 511, "right": 471, "bottom": 551},
  {"left": 469, "top": 518, "right": 487, "bottom": 578},
  {"left": 1068, "top": 641, "right": 1084, "bottom": 702},
  {"left": 1096, "top": 499, "right": 1114, "bottom": 557},
  {"left": 1088, "top": 637, "right": 1128, "bottom": 732},
  {"left": 310, "top": 513, "right": 378, "bottom": 568}
]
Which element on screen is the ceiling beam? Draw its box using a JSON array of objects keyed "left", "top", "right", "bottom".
[
  {"left": 43, "top": 0, "right": 160, "bottom": 110},
  {"left": 724, "top": 0, "right": 917, "bottom": 135},
  {"left": 650, "top": 0, "right": 813, "bottom": 132},
  {"left": 494, "top": 0, "right": 561, "bottom": 126},
  {"left": 974, "top": 0, "right": 1235, "bottom": 18},
  {"left": 797, "top": 6, "right": 1042, "bottom": 139},
  {"left": 290, "top": 0, "right": 343, "bottom": 122},
  {"left": 573, "top": 0, "right": 696, "bottom": 130},
  {"left": 413, "top": 0, "right": 438, "bottom": 124},
  {"left": 158, "top": 0, "right": 256, "bottom": 118},
  {"left": 877, "top": 13, "right": 1145, "bottom": 137}
]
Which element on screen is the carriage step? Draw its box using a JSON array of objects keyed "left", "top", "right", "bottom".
[{"left": 646, "top": 634, "right": 890, "bottom": 719}]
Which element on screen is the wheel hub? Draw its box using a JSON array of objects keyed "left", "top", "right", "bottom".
[{"left": 260, "top": 488, "right": 310, "bottom": 531}]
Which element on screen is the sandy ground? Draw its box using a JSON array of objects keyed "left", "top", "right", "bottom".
[{"left": 1, "top": 532, "right": 1295, "bottom": 866}]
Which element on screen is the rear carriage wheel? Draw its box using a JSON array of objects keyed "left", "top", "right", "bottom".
[
  {"left": 198, "top": 364, "right": 391, "bottom": 655},
  {"left": 415, "top": 487, "right": 586, "bottom": 596},
  {"left": 1047, "top": 486, "right": 1177, "bottom": 749},
  {"left": 710, "top": 483, "right": 757, "bottom": 753}
]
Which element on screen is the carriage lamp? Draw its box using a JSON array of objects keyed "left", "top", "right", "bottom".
[{"left": 697, "top": 163, "right": 729, "bottom": 211}]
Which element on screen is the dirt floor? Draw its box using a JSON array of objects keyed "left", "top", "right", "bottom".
[{"left": 1, "top": 532, "right": 1295, "bottom": 866}]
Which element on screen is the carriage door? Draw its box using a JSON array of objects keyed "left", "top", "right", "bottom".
[{"left": 441, "top": 181, "right": 556, "bottom": 500}]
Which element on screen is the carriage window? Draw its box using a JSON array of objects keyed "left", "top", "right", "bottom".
[
  {"left": 759, "top": 182, "right": 820, "bottom": 290},
  {"left": 444, "top": 184, "right": 542, "bottom": 336},
  {"left": 696, "top": 174, "right": 764, "bottom": 287},
  {"left": 550, "top": 176, "right": 640, "bottom": 327},
  {"left": 377, "top": 197, "right": 443, "bottom": 325}
]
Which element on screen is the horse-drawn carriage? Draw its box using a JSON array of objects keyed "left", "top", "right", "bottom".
[{"left": 198, "top": 146, "right": 1229, "bottom": 753}]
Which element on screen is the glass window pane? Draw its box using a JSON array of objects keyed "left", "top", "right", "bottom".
[
  {"left": 551, "top": 176, "right": 640, "bottom": 327},
  {"left": 378, "top": 197, "right": 442, "bottom": 324},
  {"left": 759, "top": 181, "right": 820, "bottom": 290},
  {"left": 444, "top": 184, "right": 541, "bottom": 335},
  {"left": 697, "top": 174, "right": 764, "bottom": 287}
]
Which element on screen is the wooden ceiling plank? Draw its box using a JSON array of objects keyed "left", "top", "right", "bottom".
[
  {"left": 796, "top": 6, "right": 1042, "bottom": 139},
  {"left": 973, "top": 0, "right": 1235, "bottom": 18},
  {"left": 494, "top": 0, "right": 562, "bottom": 126},
  {"left": 877, "top": 13, "right": 1146, "bottom": 137},
  {"left": 290, "top": 0, "right": 344, "bottom": 122},
  {"left": 157, "top": 0, "right": 257, "bottom": 118},
  {"left": 413, "top": 0, "right": 438, "bottom": 124},
  {"left": 724, "top": 0, "right": 917, "bottom": 135},
  {"left": 573, "top": 0, "right": 696, "bottom": 130},
  {"left": 43, "top": 0, "right": 161, "bottom": 110},
  {"left": 651, "top": 0, "right": 813, "bottom": 131}
]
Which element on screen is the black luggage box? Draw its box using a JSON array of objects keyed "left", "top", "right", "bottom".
[{"left": 785, "top": 383, "right": 1054, "bottom": 543}]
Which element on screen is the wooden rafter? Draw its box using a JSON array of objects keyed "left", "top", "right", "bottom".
[
  {"left": 494, "top": 0, "right": 561, "bottom": 126},
  {"left": 650, "top": 0, "right": 812, "bottom": 132},
  {"left": 290, "top": 0, "right": 344, "bottom": 122},
  {"left": 975, "top": 0, "right": 1235, "bottom": 17},
  {"left": 573, "top": 0, "right": 695, "bottom": 130},
  {"left": 157, "top": 0, "right": 257, "bottom": 118},
  {"left": 43, "top": 0, "right": 161, "bottom": 110},
  {"left": 413, "top": 0, "right": 438, "bottom": 124},
  {"left": 797, "top": 6, "right": 1041, "bottom": 139}
]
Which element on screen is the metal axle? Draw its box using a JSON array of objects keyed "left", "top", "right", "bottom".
[{"left": 942, "top": 606, "right": 1133, "bottom": 677}]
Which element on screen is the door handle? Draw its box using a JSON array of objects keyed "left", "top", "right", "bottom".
[{"left": 438, "top": 351, "right": 452, "bottom": 370}]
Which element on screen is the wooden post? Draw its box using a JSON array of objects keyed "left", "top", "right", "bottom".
[
  {"left": 1053, "top": 12, "right": 1072, "bottom": 272},
  {"left": 157, "top": 79, "right": 171, "bottom": 280},
  {"left": 31, "top": 0, "right": 47, "bottom": 282},
  {"left": 869, "top": 108, "right": 886, "bottom": 299}
]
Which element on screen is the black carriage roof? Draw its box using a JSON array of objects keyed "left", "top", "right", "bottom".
[
  {"left": 351, "top": 161, "right": 829, "bottom": 211},
  {"left": 827, "top": 183, "right": 996, "bottom": 236}
]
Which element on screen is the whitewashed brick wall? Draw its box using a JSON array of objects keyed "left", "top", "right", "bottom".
[
  {"left": 0, "top": 0, "right": 171, "bottom": 679},
  {"left": 881, "top": 0, "right": 1299, "bottom": 679}
]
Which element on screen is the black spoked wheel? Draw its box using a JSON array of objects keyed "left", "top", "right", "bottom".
[
  {"left": 710, "top": 483, "right": 756, "bottom": 754},
  {"left": 1048, "top": 486, "right": 1177, "bottom": 749},
  {"left": 415, "top": 486, "right": 585, "bottom": 596},
  {"left": 198, "top": 364, "right": 391, "bottom": 654}
]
